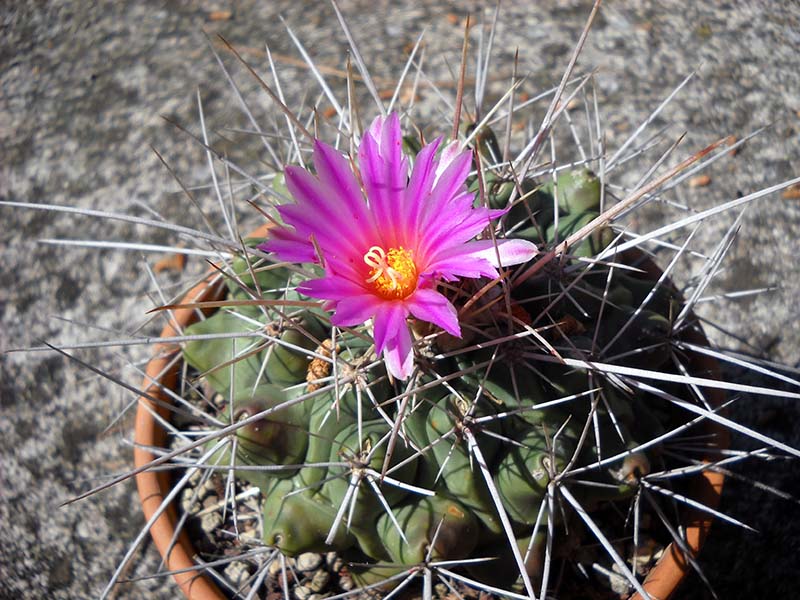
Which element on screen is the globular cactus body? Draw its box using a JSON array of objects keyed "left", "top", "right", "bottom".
[{"left": 181, "top": 124, "right": 693, "bottom": 593}]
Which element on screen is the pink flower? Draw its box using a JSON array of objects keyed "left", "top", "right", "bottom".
[{"left": 261, "top": 114, "right": 536, "bottom": 379}]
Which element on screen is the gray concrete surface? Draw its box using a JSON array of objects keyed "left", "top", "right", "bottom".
[{"left": 1, "top": 1, "right": 799, "bottom": 598}]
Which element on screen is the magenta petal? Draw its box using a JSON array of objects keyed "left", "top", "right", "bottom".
[
  {"left": 407, "top": 138, "right": 442, "bottom": 199},
  {"left": 260, "top": 228, "right": 316, "bottom": 264},
  {"left": 383, "top": 322, "right": 414, "bottom": 380},
  {"left": 425, "top": 253, "right": 498, "bottom": 281},
  {"left": 372, "top": 302, "right": 408, "bottom": 356},
  {"left": 421, "top": 206, "right": 512, "bottom": 261},
  {"left": 460, "top": 238, "right": 538, "bottom": 268},
  {"left": 405, "top": 137, "right": 442, "bottom": 230},
  {"left": 433, "top": 141, "right": 463, "bottom": 184},
  {"left": 380, "top": 113, "right": 404, "bottom": 168},
  {"left": 283, "top": 167, "right": 369, "bottom": 257},
  {"left": 373, "top": 301, "right": 415, "bottom": 379},
  {"left": 301, "top": 276, "right": 366, "bottom": 301},
  {"left": 331, "top": 294, "right": 380, "bottom": 327},
  {"left": 358, "top": 134, "right": 390, "bottom": 223},
  {"left": 421, "top": 149, "right": 472, "bottom": 221},
  {"left": 420, "top": 205, "right": 493, "bottom": 259},
  {"left": 358, "top": 114, "right": 408, "bottom": 243},
  {"left": 312, "top": 141, "right": 374, "bottom": 234},
  {"left": 261, "top": 111, "right": 537, "bottom": 382},
  {"left": 366, "top": 114, "right": 385, "bottom": 140},
  {"left": 259, "top": 239, "right": 315, "bottom": 264},
  {"left": 406, "top": 289, "right": 461, "bottom": 337}
]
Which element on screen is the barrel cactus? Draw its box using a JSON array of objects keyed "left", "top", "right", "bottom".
[{"left": 176, "top": 105, "right": 734, "bottom": 598}]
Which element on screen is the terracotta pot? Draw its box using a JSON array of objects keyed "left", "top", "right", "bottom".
[
  {"left": 134, "top": 234, "right": 727, "bottom": 600},
  {"left": 134, "top": 270, "right": 229, "bottom": 600}
]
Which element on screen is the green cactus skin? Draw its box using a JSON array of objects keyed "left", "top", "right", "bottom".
[
  {"left": 182, "top": 305, "right": 267, "bottom": 394},
  {"left": 205, "top": 384, "right": 309, "bottom": 489},
  {"left": 261, "top": 478, "right": 356, "bottom": 554},
  {"left": 495, "top": 424, "right": 574, "bottom": 525},
  {"left": 347, "top": 562, "right": 409, "bottom": 590},
  {"left": 321, "top": 419, "right": 418, "bottom": 521},
  {"left": 402, "top": 134, "right": 422, "bottom": 157},
  {"left": 297, "top": 388, "right": 359, "bottom": 490},
  {"left": 425, "top": 395, "right": 504, "bottom": 535},
  {"left": 466, "top": 122, "right": 503, "bottom": 165},
  {"left": 541, "top": 168, "right": 602, "bottom": 214},
  {"left": 457, "top": 353, "right": 551, "bottom": 426},
  {"left": 376, "top": 495, "right": 479, "bottom": 564},
  {"left": 598, "top": 308, "right": 672, "bottom": 369},
  {"left": 264, "top": 313, "right": 327, "bottom": 386}
]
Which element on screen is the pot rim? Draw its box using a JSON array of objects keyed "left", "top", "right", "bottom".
[
  {"left": 134, "top": 268, "right": 229, "bottom": 600},
  {"left": 134, "top": 229, "right": 727, "bottom": 600}
]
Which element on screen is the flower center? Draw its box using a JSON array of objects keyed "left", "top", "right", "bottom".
[{"left": 363, "top": 245, "right": 418, "bottom": 299}]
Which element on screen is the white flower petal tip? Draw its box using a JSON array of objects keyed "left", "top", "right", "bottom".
[
  {"left": 385, "top": 349, "right": 414, "bottom": 381},
  {"left": 433, "top": 141, "right": 465, "bottom": 186},
  {"left": 494, "top": 239, "right": 539, "bottom": 267},
  {"left": 468, "top": 238, "right": 539, "bottom": 268}
]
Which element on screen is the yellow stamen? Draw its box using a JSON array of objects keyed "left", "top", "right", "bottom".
[{"left": 363, "top": 245, "right": 418, "bottom": 299}]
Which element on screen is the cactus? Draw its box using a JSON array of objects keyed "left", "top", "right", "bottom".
[{"left": 177, "top": 121, "right": 725, "bottom": 597}]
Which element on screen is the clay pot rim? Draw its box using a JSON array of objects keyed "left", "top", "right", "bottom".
[{"left": 134, "top": 229, "right": 727, "bottom": 600}]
